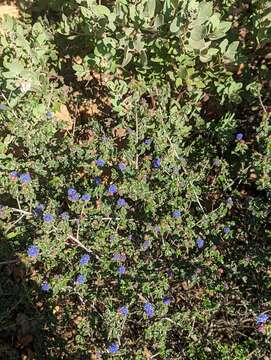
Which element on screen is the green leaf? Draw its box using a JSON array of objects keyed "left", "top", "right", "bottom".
[
  {"left": 6, "top": 232, "right": 18, "bottom": 239},
  {"left": 219, "top": 38, "right": 228, "bottom": 53},
  {"left": 134, "top": 36, "right": 144, "bottom": 52},
  {"left": 189, "top": 38, "right": 206, "bottom": 50},
  {"left": 144, "top": 0, "right": 156, "bottom": 18},
  {"left": 190, "top": 25, "right": 204, "bottom": 41},
  {"left": 92, "top": 5, "right": 111, "bottom": 17},
  {"left": 170, "top": 16, "right": 181, "bottom": 33},
  {"left": 122, "top": 47, "right": 133, "bottom": 67},
  {"left": 224, "top": 41, "right": 239, "bottom": 63},
  {"left": 198, "top": 1, "right": 213, "bottom": 21}
]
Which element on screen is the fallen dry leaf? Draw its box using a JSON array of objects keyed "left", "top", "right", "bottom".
[
  {"left": 17, "top": 334, "right": 33, "bottom": 348},
  {"left": 112, "top": 127, "right": 126, "bottom": 139},
  {"left": 55, "top": 104, "right": 73, "bottom": 131},
  {"left": 143, "top": 347, "right": 153, "bottom": 359},
  {"left": 80, "top": 100, "right": 100, "bottom": 116},
  {"left": 0, "top": 5, "right": 20, "bottom": 20}
]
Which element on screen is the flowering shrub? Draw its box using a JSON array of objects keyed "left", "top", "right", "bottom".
[{"left": 0, "top": 1, "right": 271, "bottom": 359}]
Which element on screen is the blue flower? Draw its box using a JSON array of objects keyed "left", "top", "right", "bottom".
[
  {"left": 118, "top": 163, "right": 126, "bottom": 171},
  {"left": 27, "top": 245, "right": 39, "bottom": 257},
  {"left": 81, "top": 194, "right": 91, "bottom": 201},
  {"left": 0, "top": 103, "right": 7, "bottom": 110},
  {"left": 144, "top": 303, "right": 154, "bottom": 318},
  {"left": 94, "top": 176, "right": 101, "bottom": 185},
  {"left": 108, "top": 343, "right": 119, "bottom": 353},
  {"left": 68, "top": 188, "right": 80, "bottom": 201},
  {"left": 223, "top": 226, "right": 230, "bottom": 234},
  {"left": 112, "top": 253, "right": 126, "bottom": 261},
  {"left": 142, "top": 240, "right": 150, "bottom": 250},
  {"left": 43, "top": 213, "right": 54, "bottom": 222},
  {"left": 236, "top": 132, "right": 244, "bottom": 141},
  {"left": 118, "top": 265, "right": 126, "bottom": 275},
  {"left": 172, "top": 210, "right": 181, "bottom": 218},
  {"left": 60, "top": 212, "right": 69, "bottom": 220},
  {"left": 20, "top": 173, "right": 31, "bottom": 184},
  {"left": 256, "top": 313, "right": 269, "bottom": 325},
  {"left": 41, "top": 282, "right": 51, "bottom": 292},
  {"left": 117, "top": 198, "right": 127, "bottom": 207},
  {"left": 109, "top": 234, "right": 116, "bottom": 242},
  {"left": 47, "top": 111, "right": 54, "bottom": 118},
  {"left": 96, "top": 159, "right": 105, "bottom": 167},
  {"left": 79, "top": 254, "right": 90, "bottom": 266},
  {"left": 9, "top": 171, "right": 18, "bottom": 179},
  {"left": 118, "top": 306, "right": 129, "bottom": 316},
  {"left": 154, "top": 225, "right": 160, "bottom": 233},
  {"left": 33, "top": 203, "right": 45, "bottom": 216},
  {"left": 196, "top": 238, "right": 204, "bottom": 249},
  {"left": 163, "top": 296, "right": 171, "bottom": 305},
  {"left": 68, "top": 188, "right": 77, "bottom": 197},
  {"left": 108, "top": 184, "right": 117, "bottom": 194},
  {"left": 152, "top": 157, "right": 161, "bottom": 169},
  {"left": 144, "top": 138, "right": 152, "bottom": 145},
  {"left": 76, "top": 274, "right": 86, "bottom": 285}
]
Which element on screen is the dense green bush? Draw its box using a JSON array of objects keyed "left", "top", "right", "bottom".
[{"left": 0, "top": 1, "right": 270, "bottom": 359}]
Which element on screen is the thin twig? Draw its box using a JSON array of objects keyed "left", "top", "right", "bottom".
[
  {"left": 0, "top": 259, "right": 19, "bottom": 266},
  {"left": 258, "top": 92, "right": 267, "bottom": 113},
  {"left": 5, "top": 214, "right": 25, "bottom": 233},
  {"left": 68, "top": 234, "right": 99, "bottom": 259},
  {"left": 9, "top": 207, "right": 32, "bottom": 216},
  {"left": 135, "top": 112, "right": 139, "bottom": 170},
  {"left": 0, "top": 91, "right": 19, "bottom": 120}
]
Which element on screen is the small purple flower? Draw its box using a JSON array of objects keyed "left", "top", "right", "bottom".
[
  {"left": 223, "top": 226, "right": 230, "bottom": 234},
  {"left": 196, "top": 238, "right": 204, "bottom": 249},
  {"left": 76, "top": 274, "right": 86, "bottom": 285},
  {"left": 152, "top": 157, "right": 161, "bottom": 169},
  {"left": 68, "top": 188, "right": 80, "bottom": 201},
  {"left": 236, "top": 132, "right": 244, "bottom": 141},
  {"left": 81, "top": 193, "right": 91, "bottom": 201},
  {"left": 154, "top": 225, "right": 161, "bottom": 233},
  {"left": 109, "top": 234, "right": 116, "bottom": 242},
  {"left": 60, "top": 212, "right": 69, "bottom": 220},
  {"left": 117, "top": 198, "right": 127, "bottom": 207},
  {"left": 41, "top": 282, "right": 51, "bottom": 292},
  {"left": 79, "top": 254, "right": 90, "bottom": 266},
  {"left": 94, "top": 176, "right": 102, "bottom": 185},
  {"left": 9, "top": 171, "right": 18, "bottom": 179},
  {"left": 142, "top": 240, "right": 151, "bottom": 250},
  {"left": 0, "top": 103, "right": 7, "bottom": 110},
  {"left": 33, "top": 203, "right": 45, "bottom": 216},
  {"left": 108, "top": 184, "right": 117, "bottom": 194},
  {"left": 108, "top": 343, "right": 119, "bottom": 353},
  {"left": 163, "top": 296, "right": 171, "bottom": 305},
  {"left": 144, "top": 303, "right": 154, "bottom": 318},
  {"left": 20, "top": 173, "right": 31, "bottom": 184},
  {"left": 213, "top": 159, "right": 220, "bottom": 166},
  {"left": 118, "top": 306, "right": 129, "bottom": 316},
  {"left": 27, "top": 245, "right": 39, "bottom": 257},
  {"left": 47, "top": 111, "right": 54, "bottom": 118},
  {"left": 144, "top": 139, "right": 152, "bottom": 145},
  {"left": 118, "top": 163, "right": 126, "bottom": 171},
  {"left": 118, "top": 265, "right": 126, "bottom": 275},
  {"left": 112, "top": 253, "right": 126, "bottom": 261},
  {"left": 172, "top": 210, "right": 181, "bottom": 218},
  {"left": 256, "top": 313, "right": 269, "bottom": 325},
  {"left": 96, "top": 159, "right": 105, "bottom": 167},
  {"left": 68, "top": 188, "right": 77, "bottom": 196},
  {"left": 43, "top": 213, "right": 54, "bottom": 222}
]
